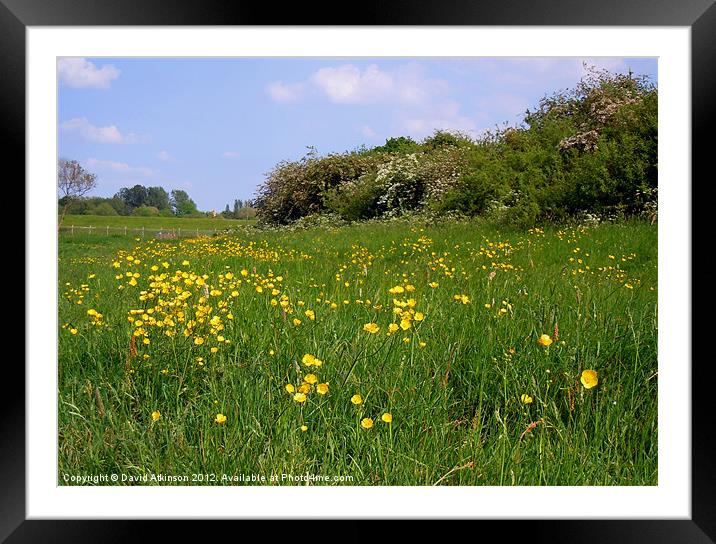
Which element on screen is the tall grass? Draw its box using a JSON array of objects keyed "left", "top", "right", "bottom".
[{"left": 58, "top": 220, "right": 657, "bottom": 485}]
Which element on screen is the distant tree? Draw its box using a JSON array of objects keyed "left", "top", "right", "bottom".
[
  {"left": 371, "top": 136, "right": 420, "bottom": 155},
  {"left": 170, "top": 189, "right": 198, "bottom": 216},
  {"left": 233, "top": 199, "right": 240, "bottom": 219},
  {"left": 116, "top": 184, "right": 149, "bottom": 211},
  {"left": 146, "top": 186, "right": 170, "bottom": 210},
  {"left": 92, "top": 202, "right": 119, "bottom": 216},
  {"left": 58, "top": 158, "right": 97, "bottom": 227},
  {"left": 108, "top": 196, "right": 128, "bottom": 215}
]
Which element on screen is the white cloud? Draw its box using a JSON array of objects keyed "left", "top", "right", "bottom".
[
  {"left": 487, "top": 58, "right": 630, "bottom": 87},
  {"left": 360, "top": 126, "right": 377, "bottom": 138},
  {"left": 310, "top": 63, "right": 446, "bottom": 105},
  {"left": 60, "top": 117, "right": 145, "bottom": 144},
  {"left": 84, "top": 158, "right": 154, "bottom": 177},
  {"left": 312, "top": 64, "right": 392, "bottom": 104},
  {"left": 222, "top": 151, "right": 241, "bottom": 158},
  {"left": 267, "top": 81, "right": 304, "bottom": 103},
  {"left": 58, "top": 58, "right": 120, "bottom": 89},
  {"left": 156, "top": 150, "right": 172, "bottom": 161},
  {"left": 398, "top": 100, "right": 477, "bottom": 139}
]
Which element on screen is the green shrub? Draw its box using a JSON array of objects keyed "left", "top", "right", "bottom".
[
  {"left": 89, "top": 202, "right": 119, "bottom": 216},
  {"left": 132, "top": 205, "right": 160, "bottom": 217}
]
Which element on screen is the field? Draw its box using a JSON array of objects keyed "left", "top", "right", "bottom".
[
  {"left": 60, "top": 214, "right": 256, "bottom": 232},
  {"left": 58, "top": 219, "right": 658, "bottom": 485}
]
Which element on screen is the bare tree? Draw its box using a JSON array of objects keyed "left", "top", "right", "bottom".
[{"left": 58, "top": 158, "right": 97, "bottom": 228}]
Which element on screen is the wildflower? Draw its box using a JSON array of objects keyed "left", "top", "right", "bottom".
[
  {"left": 151, "top": 410, "right": 161, "bottom": 422},
  {"left": 293, "top": 318, "right": 302, "bottom": 326},
  {"left": 300, "top": 425, "right": 308, "bottom": 432},
  {"left": 428, "top": 282, "right": 439, "bottom": 288},
  {"left": 400, "top": 319, "right": 411, "bottom": 331},
  {"left": 298, "top": 383, "right": 311, "bottom": 394},
  {"left": 70, "top": 328, "right": 78, "bottom": 335},
  {"left": 293, "top": 393, "right": 307, "bottom": 403},
  {"left": 305, "top": 309, "right": 315, "bottom": 321},
  {"left": 361, "top": 418, "right": 374, "bottom": 429},
  {"left": 537, "top": 334, "right": 553, "bottom": 347},
  {"left": 304, "top": 374, "right": 318, "bottom": 385},
  {"left": 388, "top": 323, "right": 399, "bottom": 334},
  {"left": 302, "top": 353, "right": 318, "bottom": 366},
  {"left": 194, "top": 336, "right": 205, "bottom": 346},
  {"left": 363, "top": 323, "right": 380, "bottom": 334},
  {"left": 580, "top": 370, "right": 599, "bottom": 389},
  {"left": 316, "top": 383, "right": 329, "bottom": 395},
  {"left": 285, "top": 384, "right": 295, "bottom": 394},
  {"left": 381, "top": 413, "right": 392, "bottom": 423},
  {"left": 520, "top": 394, "right": 533, "bottom": 405},
  {"left": 351, "top": 394, "right": 363, "bottom": 405},
  {"left": 215, "top": 413, "right": 227, "bottom": 424},
  {"left": 414, "top": 312, "right": 424, "bottom": 322}
]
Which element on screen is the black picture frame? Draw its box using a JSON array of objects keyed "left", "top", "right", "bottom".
[{"left": 6, "top": 0, "right": 711, "bottom": 540}]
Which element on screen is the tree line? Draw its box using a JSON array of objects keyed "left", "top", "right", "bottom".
[
  {"left": 58, "top": 163, "right": 255, "bottom": 220},
  {"left": 254, "top": 66, "right": 658, "bottom": 227}
]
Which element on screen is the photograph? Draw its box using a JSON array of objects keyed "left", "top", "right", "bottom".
[
  {"left": 6, "top": 6, "right": 707, "bottom": 536},
  {"left": 56, "top": 56, "right": 660, "bottom": 487}
]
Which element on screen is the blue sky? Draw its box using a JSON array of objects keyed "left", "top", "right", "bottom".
[{"left": 58, "top": 57, "right": 657, "bottom": 212}]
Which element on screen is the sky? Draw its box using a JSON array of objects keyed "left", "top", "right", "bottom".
[{"left": 58, "top": 57, "right": 657, "bottom": 212}]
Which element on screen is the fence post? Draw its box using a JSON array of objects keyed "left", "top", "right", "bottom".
[
  {"left": 196, "top": 228, "right": 199, "bottom": 236},
  {"left": 178, "top": 228, "right": 181, "bottom": 238},
  {"left": 142, "top": 226, "right": 145, "bottom": 238},
  {"left": 124, "top": 226, "right": 127, "bottom": 235},
  {"left": 71, "top": 225, "right": 74, "bottom": 235},
  {"left": 106, "top": 225, "right": 109, "bottom": 235},
  {"left": 89, "top": 225, "right": 92, "bottom": 235}
]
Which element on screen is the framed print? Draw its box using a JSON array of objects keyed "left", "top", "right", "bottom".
[{"left": 5, "top": 0, "right": 712, "bottom": 540}]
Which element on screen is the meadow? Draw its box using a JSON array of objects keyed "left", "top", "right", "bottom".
[
  {"left": 58, "top": 218, "right": 658, "bottom": 485},
  {"left": 60, "top": 214, "right": 256, "bottom": 231}
]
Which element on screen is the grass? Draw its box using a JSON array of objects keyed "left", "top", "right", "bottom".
[
  {"left": 60, "top": 214, "right": 256, "bottom": 231},
  {"left": 58, "top": 219, "right": 658, "bottom": 485}
]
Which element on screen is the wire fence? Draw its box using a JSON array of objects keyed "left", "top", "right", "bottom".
[{"left": 58, "top": 225, "right": 231, "bottom": 238}]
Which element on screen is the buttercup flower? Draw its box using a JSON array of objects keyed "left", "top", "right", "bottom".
[
  {"left": 351, "top": 394, "right": 363, "bottom": 405},
  {"left": 151, "top": 410, "right": 161, "bottom": 421},
  {"left": 363, "top": 323, "right": 380, "bottom": 334},
  {"left": 520, "top": 394, "right": 533, "bottom": 405},
  {"left": 298, "top": 383, "right": 311, "bottom": 394},
  {"left": 580, "top": 370, "right": 599, "bottom": 389},
  {"left": 537, "top": 334, "right": 553, "bottom": 347},
  {"left": 215, "top": 413, "right": 227, "bottom": 424},
  {"left": 361, "top": 418, "right": 374, "bottom": 429},
  {"left": 381, "top": 412, "right": 392, "bottom": 423},
  {"left": 316, "top": 383, "right": 329, "bottom": 395}
]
